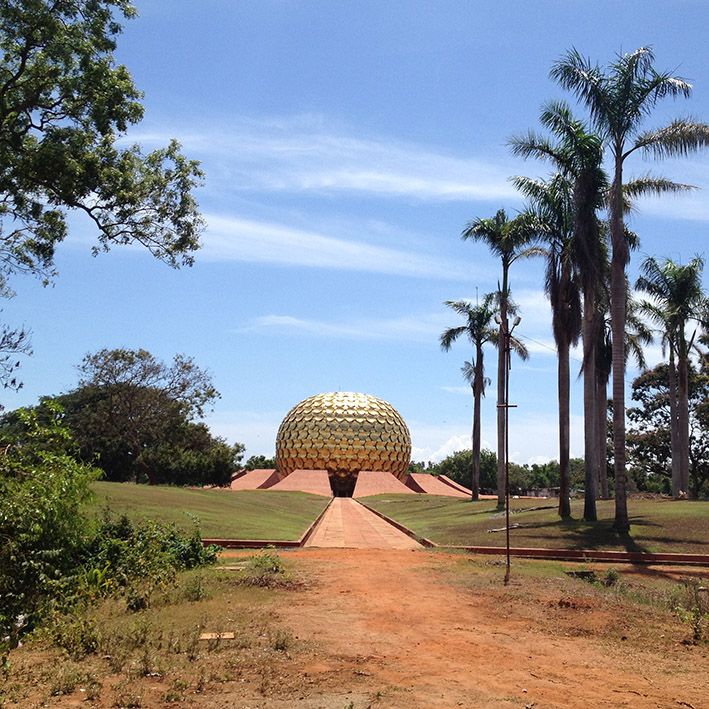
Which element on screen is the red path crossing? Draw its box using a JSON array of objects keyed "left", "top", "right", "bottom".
[{"left": 305, "top": 498, "right": 421, "bottom": 549}]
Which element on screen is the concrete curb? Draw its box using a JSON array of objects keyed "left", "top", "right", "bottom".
[
  {"left": 356, "top": 500, "right": 436, "bottom": 548},
  {"left": 450, "top": 545, "right": 709, "bottom": 566}
]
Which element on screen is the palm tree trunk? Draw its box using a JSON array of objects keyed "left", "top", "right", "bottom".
[
  {"left": 668, "top": 347, "right": 681, "bottom": 498},
  {"left": 558, "top": 338, "right": 571, "bottom": 518},
  {"left": 582, "top": 295, "right": 598, "bottom": 521},
  {"left": 596, "top": 376, "right": 609, "bottom": 499},
  {"left": 496, "top": 264, "right": 509, "bottom": 509},
  {"left": 677, "top": 342, "right": 691, "bottom": 497},
  {"left": 471, "top": 344, "right": 483, "bottom": 501},
  {"left": 610, "top": 159, "right": 629, "bottom": 533}
]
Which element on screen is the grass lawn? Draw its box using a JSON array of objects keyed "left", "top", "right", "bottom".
[
  {"left": 89, "top": 481, "right": 330, "bottom": 540},
  {"left": 361, "top": 494, "right": 709, "bottom": 554}
]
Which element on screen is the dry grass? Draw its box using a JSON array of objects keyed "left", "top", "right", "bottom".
[{"left": 1, "top": 557, "right": 305, "bottom": 708}]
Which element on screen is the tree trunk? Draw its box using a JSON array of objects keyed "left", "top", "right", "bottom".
[
  {"left": 471, "top": 343, "right": 483, "bottom": 501},
  {"left": 496, "top": 263, "right": 509, "bottom": 509},
  {"left": 677, "top": 341, "right": 691, "bottom": 498},
  {"left": 610, "top": 156, "right": 629, "bottom": 533},
  {"left": 582, "top": 294, "right": 598, "bottom": 521},
  {"left": 668, "top": 346, "right": 681, "bottom": 498},
  {"left": 596, "top": 376, "right": 609, "bottom": 499},
  {"left": 558, "top": 338, "right": 571, "bottom": 518}
]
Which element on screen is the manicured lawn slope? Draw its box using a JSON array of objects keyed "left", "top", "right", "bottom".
[
  {"left": 361, "top": 495, "right": 709, "bottom": 554},
  {"left": 90, "top": 482, "right": 330, "bottom": 540}
]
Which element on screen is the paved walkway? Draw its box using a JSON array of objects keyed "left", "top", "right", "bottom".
[{"left": 305, "top": 498, "right": 422, "bottom": 549}]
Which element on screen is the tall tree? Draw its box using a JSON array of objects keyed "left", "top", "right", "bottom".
[
  {"left": 551, "top": 47, "right": 709, "bottom": 530},
  {"left": 510, "top": 101, "right": 606, "bottom": 519},
  {"left": 441, "top": 294, "right": 512, "bottom": 500},
  {"left": 595, "top": 284, "right": 653, "bottom": 497},
  {"left": 0, "top": 1, "right": 204, "bottom": 386},
  {"left": 636, "top": 256, "right": 708, "bottom": 497},
  {"left": 72, "top": 348, "right": 221, "bottom": 484},
  {"left": 627, "top": 357, "right": 709, "bottom": 498},
  {"left": 461, "top": 210, "right": 538, "bottom": 508},
  {"left": 511, "top": 173, "right": 582, "bottom": 518}
]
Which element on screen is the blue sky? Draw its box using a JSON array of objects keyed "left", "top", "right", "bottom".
[{"left": 3, "top": 0, "right": 708, "bottom": 464}]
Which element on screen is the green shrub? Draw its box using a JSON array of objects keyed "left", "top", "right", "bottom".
[
  {"left": 0, "top": 405, "right": 219, "bottom": 644},
  {"left": 0, "top": 404, "right": 99, "bottom": 642}
]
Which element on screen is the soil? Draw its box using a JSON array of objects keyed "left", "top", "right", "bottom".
[{"left": 205, "top": 549, "right": 709, "bottom": 708}]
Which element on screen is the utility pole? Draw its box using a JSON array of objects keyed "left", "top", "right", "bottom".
[{"left": 497, "top": 312, "right": 521, "bottom": 586}]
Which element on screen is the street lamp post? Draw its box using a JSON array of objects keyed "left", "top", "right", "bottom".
[{"left": 497, "top": 313, "right": 520, "bottom": 586}]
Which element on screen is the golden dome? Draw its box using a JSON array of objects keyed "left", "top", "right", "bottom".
[{"left": 275, "top": 392, "right": 411, "bottom": 492}]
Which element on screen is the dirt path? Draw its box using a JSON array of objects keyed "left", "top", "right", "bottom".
[{"left": 242, "top": 549, "right": 708, "bottom": 708}]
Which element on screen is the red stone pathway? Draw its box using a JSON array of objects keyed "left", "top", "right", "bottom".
[{"left": 305, "top": 498, "right": 421, "bottom": 549}]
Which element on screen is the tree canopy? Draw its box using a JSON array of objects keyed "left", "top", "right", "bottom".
[
  {"left": 0, "top": 1, "right": 204, "bottom": 386},
  {"left": 0, "top": 349, "right": 243, "bottom": 486}
]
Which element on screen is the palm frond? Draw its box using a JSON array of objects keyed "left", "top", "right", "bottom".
[
  {"left": 550, "top": 48, "right": 610, "bottom": 132},
  {"left": 630, "top": 119, "right": 709, "bottom": 159},
  {"left": 440, "top": 326, "right": 468, "bottom": 351},
  {"left": 623, "top": 174, "right": 695, "bottom": 199}
]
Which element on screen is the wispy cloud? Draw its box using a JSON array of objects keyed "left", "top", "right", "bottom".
[
  {"left": 243, "top": 312, "right": 449, "bottom": 342},
  {"left": 129, "top": 115, "right": 519, "bottom": 203},
  {"left": 201, "top": 214, "right": 471, "bottom": 279}
]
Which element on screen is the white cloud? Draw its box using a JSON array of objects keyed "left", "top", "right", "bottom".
[
  {"left": 244, "top": 312, "right": 450, "bottom": 342},
  {"left": 205, "top": 410, "right": 281, "bottom": 455},
  {"left": 129, "top": 116, "right": 519, "bottom": 203},
  {"left": 441, "top": 385, "right": 471, "bottom": 395},
  {"left": 201, "top": 213, "right": 471, "bottom": 279}
]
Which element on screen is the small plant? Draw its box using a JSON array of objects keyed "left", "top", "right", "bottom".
[
  {"left": 182, "top": 571, "right": 209, "bottom": 602},
  {"left": 49, "top": 663, "right": 88, "bottom": 696},
  {"left": 112, "top": 679, "right": 142, "bottom": 708},
  {"left": 248, "top": 548, "right": 285, "bottom": 574},
  {"left": 48, "top": 612, "right": 101, "bottom": 660},
  {"left": 240, "top": 548, "right": 292, "bottom": 588},
  {"left": 673, "top": 579, "right": 708, "bottom": 644},
  {"left": 603, "top": 568, "right": 620, "bottom": 587},
  {"left": 269, "top": 628, "right": 293, "bottom": 652}
]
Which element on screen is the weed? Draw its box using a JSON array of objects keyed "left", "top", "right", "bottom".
[
  {"left": 672, "top": 579, "right": 708, "bottom": 644},
  {"left": 185, "top": 625, "right": 202, "bottom": 661},
  {"left": 270, "top": 628, "right": 293, "bottom": 652},
  {"left": 195, "top": 669, "right": 207, "bottom": 693},
  {"left": 112, "top": 679, "right": 142, "bottom": 707},
  {"left": 183, "top": 571, "right": 209, "bottom": 602},
  {"left": 48, "top": 612, "right": 101, "bottom": 660},
  {"left": 162, "top": 679, "right": 188, "bottom": 702},
  {"left": 241, "top": 549, "right": 294, "bottom": 588},
  {"left": 603, "top": 568, "right": 620, "bottom": 587},
  {"left": 49, "top": 663, "right": 88, "bottom": 696}
]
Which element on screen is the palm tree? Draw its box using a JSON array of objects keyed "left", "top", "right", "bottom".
[
  {"left": 510, "top": 174, "right": 581, "bottom": 518},
  {"left": 510, "top": 101, "right": 606, "bottom": 520},
  {"left": 596, "top": 286, "right": 653, "bottom": 497},
  {"left": 636, "top": 256, "right": 708, "bottom": 498},
  {"left": 440, "top": 295, "right": 496, "bottom": 501},
  {"left": 461, "top": 210, "right": 538, "bottom": 508},
  {"left": 551, "top": 47, "right": 709, "bottom": 531}
]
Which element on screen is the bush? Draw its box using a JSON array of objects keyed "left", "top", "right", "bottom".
[
  {"left": 0, "top": 405, "right": 219, "bottom": 645},
  {"left": 0, "top": 404, "right": 99, "bottom": 643}
]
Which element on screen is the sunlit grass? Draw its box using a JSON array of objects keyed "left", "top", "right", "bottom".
[
  {"left": 89, "top": 482, "right": 329, "bottom": 540},
  {"left": 361, "top": 495, "right": 709, "bottom": 553}
]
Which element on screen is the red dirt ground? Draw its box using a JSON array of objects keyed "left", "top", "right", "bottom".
[{"left": 209, "top": 548, "right": 709, "bottom": 708}]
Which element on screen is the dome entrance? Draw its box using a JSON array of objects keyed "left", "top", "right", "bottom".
[{"left": 329, "top": 470, "right": 357, "bottom": 497}]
